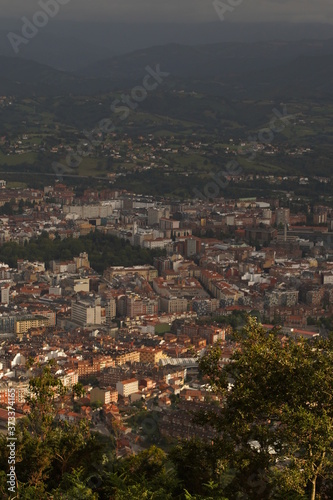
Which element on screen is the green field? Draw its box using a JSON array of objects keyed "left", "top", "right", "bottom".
[
  {"left": 0, "top": 151, "right": 38, "bottom": 166},
  {"left": 155, "top": 323, "right": 172, "bottom": 335}
]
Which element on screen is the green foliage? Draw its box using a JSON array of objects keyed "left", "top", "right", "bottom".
[
  {"left": 197, "top": 310, "right": 248, "bottom": 329},
  {"left": 0, "top": 366, "right": 178, "bottom": 499},
  {"left": 0, "top": 231, "right": 165, "bottom": 272},
  {"left": 2, "top": 320, "right": 333, "bottom": 499},
  {"left": 170, "top": 439, "right": 228, "bottom": 497},
  {"left": 26, "top": 362, "right": 65, "bottom": 438},
  {"left": 198, "top": 317, "right": 333, "bottom": 499},
  {"left": 0, "top": 364, "right": 111, "bottom": 499},
  {"left": 91, "top": 400, "right": 103, "bottom": 410},
  {"left": 97, "top": 447, "right": 177, "bottom": 499},
  {"left": 51, "top": 468, "right": 99, "bottom": 499}
]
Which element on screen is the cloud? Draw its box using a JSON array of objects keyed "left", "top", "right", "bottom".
[{"left": 2, "top": 0, "right": 333, "bottom": 24}]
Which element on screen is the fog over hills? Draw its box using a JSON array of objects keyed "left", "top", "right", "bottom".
[
  {"left": 1, "top": 37, "right": 333, "bottom": 100},
  {"left": 1, "top": 20, "right": 333, "bottom": 70},
  {"left": 78, "top": 39, "right": 333, "bottom": 80}
]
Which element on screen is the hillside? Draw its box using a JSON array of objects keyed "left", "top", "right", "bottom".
[{"left": 0, "top": 56, "right": 111, "bottom": 96}]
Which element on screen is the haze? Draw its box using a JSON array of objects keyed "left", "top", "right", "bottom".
[{"left": 1, "top": 0, "right": 333, "bottom": 24}]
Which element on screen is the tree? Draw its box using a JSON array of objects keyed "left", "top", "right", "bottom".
[
  {"left": 0, "top": 363, "right": 108, "bottom": 498},
  {"left": 91, "top": 400, "right": 103, "bottom": 410},
  {"left": 170, "top": 439, "right": 227, "bottom": 497},
  {"left": 26, "top": 361, "right": 65, "bottom": 439},
  {"left": 51, "top": 468, "right": 98, "bottom": 499},
  {"left": 72, "top": 382, "right": 85, "bottom": 404},
  {"left": 198, "top": 317, "right": 333, "bottom": 499},
  {"left": 99, "top": 446, "right": 176, "bottom": 499}
]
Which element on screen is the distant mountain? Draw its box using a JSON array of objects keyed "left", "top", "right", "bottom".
[
  {"left": 78, "top": 39, "right": 333, "bottom": 83},
  {"left": 2, "top": 38, "right": 333, "bottom": 100},
  {"left": 2, "top": 20, "right": 333, "bottom": 71},
  {"left": 58, "top": 21, "right": 333, "bottom": 53},
  {"left": 0, "top": 56, "right": 112, "bottom": 96},
  {"left": 233, "top": 54, "right": 333, "bottom": 100},
  {"left": 0, "top": 28, "right": 114, "bottom": 72}
]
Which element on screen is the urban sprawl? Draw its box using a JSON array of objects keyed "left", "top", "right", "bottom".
[{"left": 0, "top": 180, "right": 332, "bottom": 451}]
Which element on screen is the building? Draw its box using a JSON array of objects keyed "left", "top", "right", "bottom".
[
  {"left": 139, "top": 348, "right": 165, "bottom": 364},
  {"left": 73, "top": 252, "right": 90, "bottom": 269},
  {"left": 0, "top": 314, "right": 16, "bottom": 333},
  {"left": 276, "top": 208, "right": 290, "bottom": 226},
  {"left": 181, "top": 324, "right": 226, "bottom": 345},
  {"left": 15, "top": 315, "right": 50, "bottom": 335},
  {"left": 69, "top": 278, "right": 90, "bottom": 293},
  {"left": 192, "top": 298, "right": 219, "bottom": 316},
  {"left": 147, "top": 206, "right": 170, "bottom": 226},
  {"left": 114, "top": 350, "right": 140, "bottom": 366},
  {"left": 264, "top": 290, "right": 299, "bottom": 308},
  {"left": 185, "top": 238, "right": 199, "bottom": 257},
  {"left": 105, "top": 298, "right": 117, "bottom": 323},
  {"left": 30, "top": 310, "right": 56, "bottom": 327},
  {"left": 143, "top": 238, "right": 172, "bottom": 249},
  {"left": 245, "top": 227, "right": 277, "bottom": 245},
  {"left": 76, "top": 357, "right": 115, "bottom": 379},
  {"left": 90, "top": 387, "right": 118, "bottom": 405},
  {"left": 126, "top": 295, "right": 159, "bottom": 318},
  {"left": 116, "top": 378, "right": 139, "bottom": 397},
  {"left": 104, "top": 266, "right": 158, "bottom": 282},
  {"left": 153, "top": 257, "right": 171, "bottom": 275},
  {"left": 1, "top": 284, "right": 10, "bottom": 304},
  {"left": 0, "top": 381, "right": 29, "bottom": 404},
  {"left": 160, "top": 297, "right": 188, "bottom": 314},
  {"left": 71, "top": 296, "right": 102, "bottom": 326},
  {"left": 59, "top": 370, "right": 79, "bottom": 387}
]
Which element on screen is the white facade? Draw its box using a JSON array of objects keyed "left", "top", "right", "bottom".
[
  {"left": 71, "top": 300, "right": 102, "bottom": 326},
  {"left": 1, "top": 285, "right": 10, "bottom": 304},
  {"left": 116, "top": 379, "right": 139, "bottom": 397}
]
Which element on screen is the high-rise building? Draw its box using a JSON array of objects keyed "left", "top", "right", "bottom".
[
  {"left": 276, "top": 208, "right": 290, "bottom": 226},
  {"left": 1, "top": 284, "right": 10, "bottom": 304},
  {"left": 71, "top": 296, "right": 102, "bottom": 326},
  {"left": 105, "top": 298, "right": 117, "bottom": 323}
]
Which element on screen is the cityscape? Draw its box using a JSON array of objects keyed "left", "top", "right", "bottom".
[{"left": 1, "top": 1, "right": 333, "bottom": 499}]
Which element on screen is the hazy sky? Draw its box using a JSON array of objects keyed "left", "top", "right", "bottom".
[{"left": 2, "top": 0, "right": 333, "bottom": 24}]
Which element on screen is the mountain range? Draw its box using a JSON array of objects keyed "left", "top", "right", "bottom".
[
  {"left": 2, "top": 20, "right": 333, "bottom": 70},
  {"left": 1, "top": 38, "right": 333, "bottom": 100}
]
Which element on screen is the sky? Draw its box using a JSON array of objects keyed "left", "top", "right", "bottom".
[{"left": 1, "top": 0, "right": 333, "bottom": 24}]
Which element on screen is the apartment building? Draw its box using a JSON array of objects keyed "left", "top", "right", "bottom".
[
  {"left": 15, "top": 315, "right": 51, "bottom": 335},
  {"left": 71, "top": 296, "right": 102, "bottom": 326},
  {"left": 0, "top": 314, "right": 16, "bottom": 333},
  {"left": 0, "top": 381, "right": 30, "bottom": 404},
  {"left": 126, "top": 294, "right": 159, "bottom": 318},
  {"left": 159, "top": 297, "right": 188, "bottom": 314},
  {"left": 139, "top": 348, "right": 165, "bottom": 364},
  {"left": 1, "top": 284, "right": 10, "bottom": 304},
  {"left": 104, "top": 266, "right": 158, "bottom": 282},
  {"left": 114, "top": 350, "right": 140, "bottom": 366},
  {"left": 105, "top": 298, "right": 117, "bottom": 323},
  {"left": 90, "top": 387, "right": 118, "bottom": 405},
  {"left": 59, "top": 370, "right": 79, "bottom": 387},
  {"left": 116, "top": 378, "right": 139, "bottom": 397}
]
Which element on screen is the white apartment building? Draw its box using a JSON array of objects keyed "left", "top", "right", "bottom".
[
  {"left": 116, "top": 378, "right": 139, "bottom": 397},
  {"left": 71, "top": 297, "right": 102, "bottom": 326}
]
